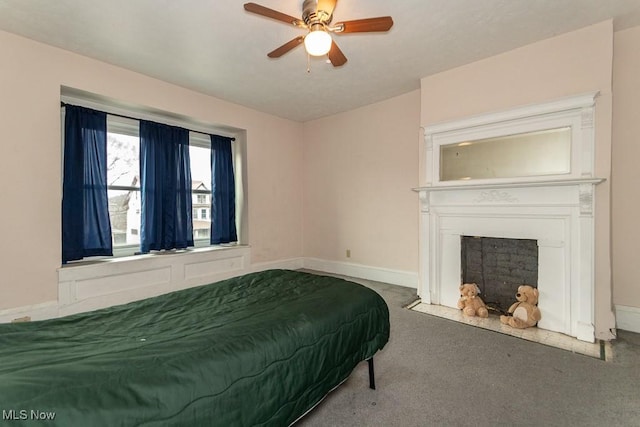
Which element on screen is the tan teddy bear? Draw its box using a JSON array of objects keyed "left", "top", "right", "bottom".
[
  {"left": 500, "top": 285, "right": 541, "bottom": 329},
  {"left": 457, "top": 283, "right": 489, "bottom": 318}
]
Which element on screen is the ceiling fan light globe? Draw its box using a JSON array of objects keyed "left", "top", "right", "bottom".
[{"left": 304, "top": 30, "right": 332, "bottom": 56}]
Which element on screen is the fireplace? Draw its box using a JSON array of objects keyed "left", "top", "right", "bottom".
[
  {"left": 414, "top": 92, "right": 604, "bottom": 343},
  {"left": 461, "top": 236, "right": 538, "bottom": 315}
]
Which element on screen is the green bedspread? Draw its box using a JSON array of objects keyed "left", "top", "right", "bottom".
[{"left": 0, "top": 269, "right": 389, "bottom": 426}]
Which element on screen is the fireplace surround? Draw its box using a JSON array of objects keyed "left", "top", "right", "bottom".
[{"left": 414, "top": 92, "right": 604, "bottom": 343}]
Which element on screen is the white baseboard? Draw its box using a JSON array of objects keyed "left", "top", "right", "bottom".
[
  {"left": 303, "top": 258, "right": 418, "bottom": 289},
  {"left": 615, "top": 305, "right": 640, "bottom": 334}
]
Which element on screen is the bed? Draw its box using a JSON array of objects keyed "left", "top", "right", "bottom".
[{"left": 0, "top": 269, "right": 390, "bottom": 426}]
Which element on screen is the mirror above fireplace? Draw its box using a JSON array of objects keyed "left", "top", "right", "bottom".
[
  {"left": 440, "top": 127, "right": 571, "bottom": 181},
  {"left": 424, "top": 92, "right": 599, "bottom": 187}
]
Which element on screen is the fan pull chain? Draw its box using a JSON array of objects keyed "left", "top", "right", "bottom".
[{"left": 307, "top": 53, "right": 311, "bottom": 73}]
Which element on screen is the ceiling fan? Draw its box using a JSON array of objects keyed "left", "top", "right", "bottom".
[{"left": 243, "top": 0, "right": 393, "bottom": 67}]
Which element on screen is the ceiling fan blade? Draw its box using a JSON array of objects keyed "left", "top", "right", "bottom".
[
  {"left": 327, "top": 40, "right": 347, "bottom": 67},
  {"left": 267, "top": 36, "right": 305, "bottom": 58},
  {"left": 244, "top": 2, "right": 304, "bottom": 26},
  {"left": 334, "top": 16, "right": 394, "bottom": 33},
  {"left": 316, "top": 0, "right": 337, "bottom": 19}
]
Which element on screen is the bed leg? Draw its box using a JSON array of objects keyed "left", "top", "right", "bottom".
[{"left": 367, "top": 358, "right": 376, "bottom": 390}]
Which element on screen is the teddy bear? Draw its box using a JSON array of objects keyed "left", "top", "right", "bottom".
[
  {"left": 500, "top": 285, "right": 541, "bottom": 329},
  {"left": 457, "top": 283, "right": 489, "bottom": 318}
]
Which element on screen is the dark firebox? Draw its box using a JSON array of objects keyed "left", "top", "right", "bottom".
[{"left": 461, "top": 236, "right": 538, "bottom": 315}]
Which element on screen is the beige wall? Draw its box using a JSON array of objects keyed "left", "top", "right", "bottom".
[
  {"left": 0, "top": 30, "right": 303, "bottom": 310},
  {"left": 2, "top": 19, "right": 638, "bottom": 335},
  {"left": 303, "top": 90, "right": 421, "bottom": 274},
  {"left": 420, "top": 21, "right": 616, "bottom": 339},
  {"left": 612, "top": 26, "right": 640, "bottom": 308}
]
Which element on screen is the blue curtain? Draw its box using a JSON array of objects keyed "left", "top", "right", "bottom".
[
  {"left": 62, "top": 105, "right": 112, "bottom": 263},
  {"left": 210, "top": 135, "right": 237, "bottom": 244},
  {"left": 139, "top": 121, "right": 193, "bottom": 252}
]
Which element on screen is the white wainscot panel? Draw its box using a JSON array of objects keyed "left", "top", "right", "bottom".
[
  {"left": 75, "top": 267, "right": 171, "bottom": 300},
  {"left": 58, "top": 246, "right": 251, "bottom": 316},
  {"left": 184, "top": 254, "right": 245, "bottom": 283}
]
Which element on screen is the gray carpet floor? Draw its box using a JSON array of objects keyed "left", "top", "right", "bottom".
[{"left": 298, "top": 271, "right": 640, "bottom": 427}]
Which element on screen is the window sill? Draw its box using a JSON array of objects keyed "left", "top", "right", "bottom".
[{"left": 61, "top": 243, "right": 243, "bottom": 269}]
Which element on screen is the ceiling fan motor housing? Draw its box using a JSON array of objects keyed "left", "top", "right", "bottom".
[{"left": 302, "top": 0, "right": 333, "bottom": 26}]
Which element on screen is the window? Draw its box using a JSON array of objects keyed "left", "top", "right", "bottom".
[
  {"left": 190, "top": 141, "right": 212, "bottom": 243},
  {"left": 61, "top": 96, "right": 242, "bottom": 262},
  {"left": 103, "top": 116, "right": 221, "bottom": 256},
  {"left": 107, "top": 126, "right": 140, "bottom": 248}
]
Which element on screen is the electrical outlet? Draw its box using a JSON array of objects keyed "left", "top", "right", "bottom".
[{"left": 346, "top": 249, "right": 351, "bottom": 258}]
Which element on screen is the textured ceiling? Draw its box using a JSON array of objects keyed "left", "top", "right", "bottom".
[{"left": 1, "top": 0, "right": 639, "bottom": 122}]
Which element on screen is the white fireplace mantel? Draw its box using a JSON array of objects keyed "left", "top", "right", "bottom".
[
  {"left": 413, "top": 177, "right": 604, "bottom": 214},
  {"left": 415, "top": 92, "right": 604, "bottom": 343}
]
